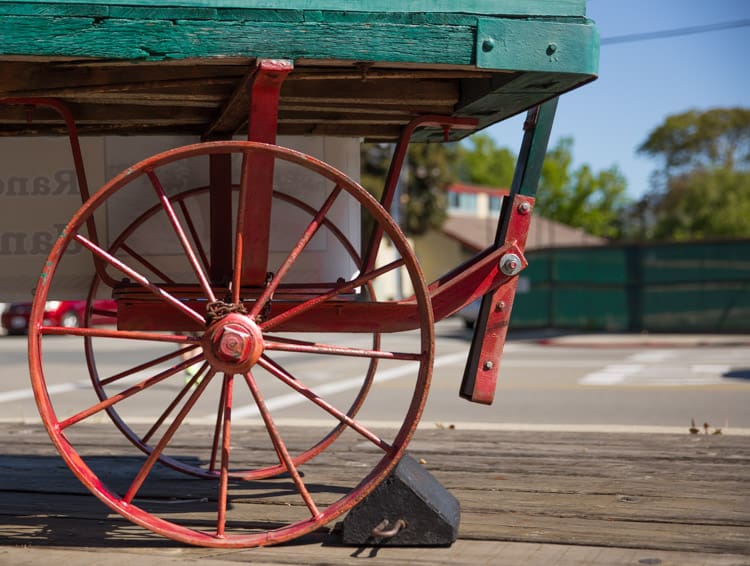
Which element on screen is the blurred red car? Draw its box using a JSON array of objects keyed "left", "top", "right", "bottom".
[{"left": 1, "top": 299, "right": 117, "bottom": 335}]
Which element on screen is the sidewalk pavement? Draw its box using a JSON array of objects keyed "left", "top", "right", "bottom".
[{"left": 509, "top": 329, "right": 750, "bottom": 348}]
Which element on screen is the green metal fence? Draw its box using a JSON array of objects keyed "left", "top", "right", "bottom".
[{"left": 511, "top": 239, "right": 750, "bottom": 332}]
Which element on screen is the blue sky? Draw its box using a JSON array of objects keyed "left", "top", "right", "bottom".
[{"left": 488, "top": 0, "right": 750, "bottom": 200}]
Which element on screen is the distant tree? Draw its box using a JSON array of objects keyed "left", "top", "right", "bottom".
[
  {"left": 635, "top": 107, "right": 750, "bottom": 240},
  {"left": 360, "top": 142, "right": 391, "bottom": 201},
  {"left": 401, "top": 143, "right": 456, "bottom": 235},
  {"left": 639, "top": 107, "right": 750, "bottom": 178},
  {"left": 454, "top": 133, "right": 515, "bottom": 188},
  {"left": 536, "top": 137, "right": 629, "bottom": 239},
  {"left": 362, "top": 135, "right": 629, "bottom": 239},
  {"left": 359, "top": 142, "right": 456, "bottom": 236}
]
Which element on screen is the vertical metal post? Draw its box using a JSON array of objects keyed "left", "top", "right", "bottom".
[
  {"left": 460, "top": 98, "right": 558, "bottom": 404},
  {"left": 210, "top": 153, "right": 233, "bottom": 284},
  {"left": 360, "top": 115, "right": 477, "bottom": 275},
  {"left": 494, "top": 98, "right": 559, "bottom": 242},
  {"left": 238, "top": 60, "right": 293, "bottom": 288}
]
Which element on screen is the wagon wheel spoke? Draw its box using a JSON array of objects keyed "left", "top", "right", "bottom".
[
  {"left": 41, "top": 325, "right": 200, "bottom": 346},
  {"left": 147, "top": 170, "right": 216, "bottom": 303},
  {"left": 258, "top": 356, "right": 391, "bottom": 452},
  {"left": 274, "top": 191, "right": 361, "bottom": 262},
  {"left": 264, "top": 336, "right": 422, "bottom": 362},
  {"left": 232, "top": 152, "right": 251, "bottom": 304},
  {"left": 216, "top": 374, "right": 234, "bottom": 536},
  {"left": 75, "top": 233, "right": 205, "bottom": 326},
  {"left": 119, "top": 242, "right": 176, "bottom": 285},
  {"left": 123, "top": 370, "right": 216, "bottom": 504},
  {"left": 209, "top": 374, "right": 230, "bottom": 473},
  {"left": 260, "top": 257, "right": 405, "bottom": 332},
  {"left": 58, "top": 354, "right": 205, "bottom": 430},
  {"left": 142, "top": 363, "right": 212, "bottom": 444},
  {"left": 178, "top": 197, "right": 211, "bottom": 276},
  {"left": 249, "top": 184, "right": 344, "bottom": 319},
  {"left": 243, "top": 371, "right": 321, "bottom": 518},
  {"left": 99, "top": 345, "right": 199, "bottom": 387}
]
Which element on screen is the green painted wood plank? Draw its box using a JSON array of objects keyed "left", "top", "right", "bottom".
[
  {"left": 0, "top": 12, "right": 598, "bottom": 78},
  {"left": 0, "top": 16, "right": 477, "bottom": 63},
  {"left": 0, "top": 0, "right": 587, "bottom": 18},
  {"left": 0, "top": 1, "right": 110, "bottom": 16},
  {"left": 477, "top": 18, "right": 599, "bottom": 75}
]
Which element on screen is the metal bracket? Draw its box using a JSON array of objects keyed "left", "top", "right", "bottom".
[{"left": 237, "top": 59, "right": 293, "bottom": 288}]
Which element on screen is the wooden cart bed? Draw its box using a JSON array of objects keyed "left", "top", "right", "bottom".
[{"left": 0, "top": 0, "right": 598, "bottom": 140}]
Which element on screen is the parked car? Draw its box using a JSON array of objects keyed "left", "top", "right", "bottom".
[
  {"left": 1, "top": 299, "right": 117, "bottom": 335},
  {"left": 0, "top": 303, "right": 7, "bottom": 336}
]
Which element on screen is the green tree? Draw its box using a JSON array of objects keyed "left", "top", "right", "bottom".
[
  {"left": 360, "top": 142, "right": 391, "bottom": 201},
  {"left": 636, "top": 107, "right": 750, "bottom": 240},
  {"left": 360, "top": 141, "right": 456, "bottom": 236},
  {"left": 401, "top": 143, "right": 456, "bottom": 235},
  {"left": 362, "top": 136, "right": 629, "bottom": 239},
  {"left": 536, "top": 138, "right": 629, "bottom": 239},
  {"left": 639, "top": 107, "right": 750, "bottom": 177},
  {"left": 454, "top": 133, "right": 515, "bottom": 188}
]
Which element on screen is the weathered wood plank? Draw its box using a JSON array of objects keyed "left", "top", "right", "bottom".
[
  {"left": 0, "top": 1, "right": 589, "bottom": 19},
  {"left": 1, "top": 423, "right": 748, "bottom": 556},
  {"left": 458, "top": 511, "right": 750, "bottom": 554},
  {"left": 0, "top": 11, "right": 596, "bottom": 76},
  {"left": 0, "top": 16, "right": 476, "bottom": 64},
  {"left": 0, "top": 2, "right": 598, "bottom": 139}
]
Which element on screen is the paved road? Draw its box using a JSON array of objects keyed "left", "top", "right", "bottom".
[{"left": 1, "top": 318, "right": 749, "bottom": 433}]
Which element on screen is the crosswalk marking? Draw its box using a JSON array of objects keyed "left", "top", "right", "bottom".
[
  {"left": 579, "top": 363, "right": 733, "bottom": 386},
  {"left": 579, "top": 364, "right": 643, "bottom": 385}
]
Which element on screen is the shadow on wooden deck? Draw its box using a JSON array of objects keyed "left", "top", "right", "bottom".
[{"left": 1, "top": 422, "right": 748, "bottom": 565}]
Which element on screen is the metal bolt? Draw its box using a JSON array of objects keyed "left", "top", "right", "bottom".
[
  {"left": 547, "top": 43, "right": 558, "bottom": 55},
  {"left": 499, "top": 253, "right": 522, "bottom": 276},
  {"left": 483, "top": 361, "right": 494, "bottom": 371},
  {"left": 517, "top": 202, "right": 531, "bottom": 215},
  {"left": 495, "top": 301, "right": 506, "bottom": 312},
  {"left": 213, "top": 324, "right": 253, "bottom": 362},
  {"left": 482, "top": 38, "right": 495, "bottom": 52}
]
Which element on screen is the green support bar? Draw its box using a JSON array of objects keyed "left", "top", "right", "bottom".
[
  {"left": 496, "top": 97, "right": 558, "bottom": 244},
  {"left": 514, "top": 99, "right": 559, "bottom": 199}
]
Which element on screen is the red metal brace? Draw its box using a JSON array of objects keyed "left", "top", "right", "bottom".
[
  {"left": 361, "top": 114, "right": 478, "bottom": 275},
  {"left": 459, "top": 101, "right": 557, "bottom": 404},
  {"left": 234, "top": 60, "right": 293, "bottom": 298},
  {"left": 459, "top": 195, "right": 534, "bottom": 404}
]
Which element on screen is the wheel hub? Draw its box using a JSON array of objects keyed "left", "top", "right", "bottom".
[{"left": 203, "top": 313, "right": 264, "bottom": 373}]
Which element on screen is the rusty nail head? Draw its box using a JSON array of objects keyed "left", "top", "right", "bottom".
[{"left": 518, "top": 202, "right": 531, "bottom": 215}]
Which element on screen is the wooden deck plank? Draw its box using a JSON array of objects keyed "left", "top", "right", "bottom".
[{"left": 1, "top": 423, "right": 748, "bottom": 561}]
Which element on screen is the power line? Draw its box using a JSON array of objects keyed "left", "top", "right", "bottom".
[{"left": 601, "top": 19, "right": 750, "bottom": 45}]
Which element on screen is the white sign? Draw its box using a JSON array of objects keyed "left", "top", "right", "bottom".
[{"left": 0, "top": 135, "right": 360, "bottom": 301}]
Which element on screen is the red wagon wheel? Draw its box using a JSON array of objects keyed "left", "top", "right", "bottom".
[
  {"left": 29, "top": 141, "right": 434, "bottom": 547},
  {"left": 82, "top": 184, "right": 382, "bottom": 479}
]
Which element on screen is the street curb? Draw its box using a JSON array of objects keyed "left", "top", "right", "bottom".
[{"left": 536, "top": 337, "right": 750, "bottom": 348}]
